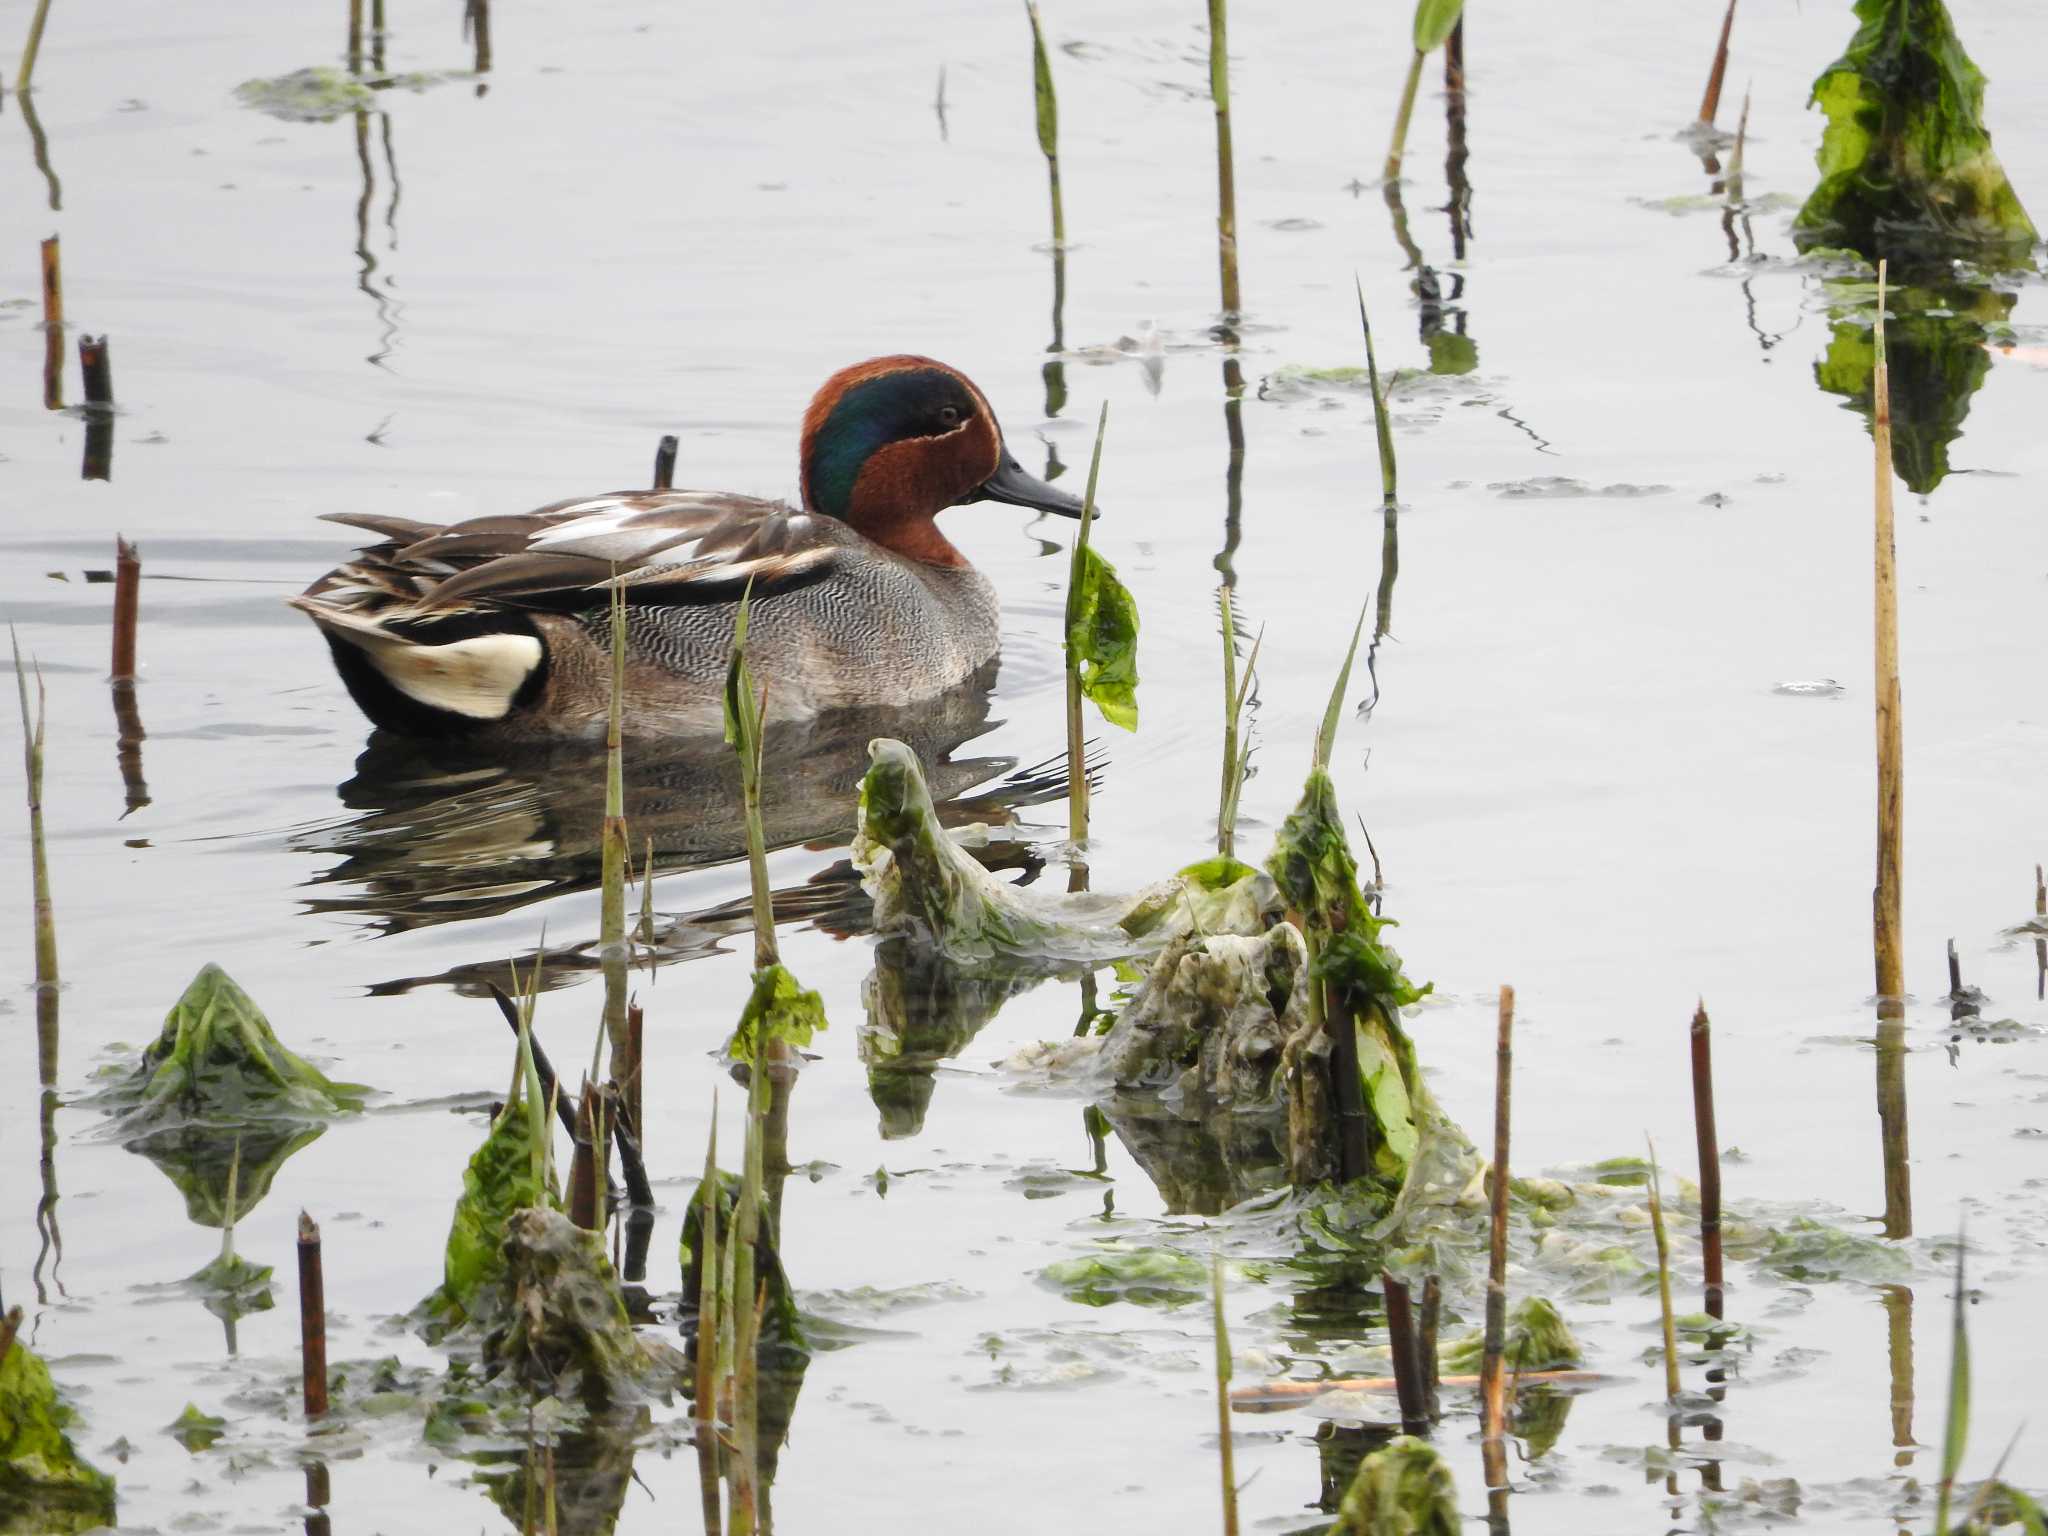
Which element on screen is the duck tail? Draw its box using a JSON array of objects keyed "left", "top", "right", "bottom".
[{"left": 290, "top": 594, "right": 545, "bottom": 733}]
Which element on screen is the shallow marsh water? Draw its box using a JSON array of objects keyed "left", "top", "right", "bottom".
[{"left": 4, "top": 0, "right": 2048, "bottom": 1531}]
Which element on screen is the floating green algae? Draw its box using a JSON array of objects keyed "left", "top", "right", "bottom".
[
  {"left": 94, "top": 964, "right": 365, "bottom": 1226},
  {"left": 1792, "top": 0, "right": 2036, "bottom": 261},
  {"left": 1330, "top": 1434, "right": 1460, "bottom": 1536},
  {"left": 1039, "top": 1243, "right": 1210, "bottom": 1308},
  {"left": 1759, "top": 1215, "right": 1912, "bottom": 1284},
  {"left": 1440, "top": 1296, "right": 1581, "bottom": 1374},
  {"left": 165, "top": 1403, "right": 225, "bottom": 1454},
  {"left": 853, "top": 739, "right": 1280, "bottom": 965},
  {"left": 0, "top": 1340, "right": 116, "bottom": 1533},
  {"left": 235, "top": 67, "right": 449, "bottom": 123}
]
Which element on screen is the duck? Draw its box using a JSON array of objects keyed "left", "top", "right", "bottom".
[{"left": 293, "top": 355, "right": 1087, "bottom": 740}]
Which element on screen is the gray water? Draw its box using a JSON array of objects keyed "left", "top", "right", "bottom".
[{"left": 4, "top": 0, "right": 2046, "bottom": 1530}]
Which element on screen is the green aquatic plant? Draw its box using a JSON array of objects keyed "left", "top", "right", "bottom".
[
  {"left": 1439, "top": 1296, "right": 1581, "bottom": 1374},
  {"left": 0, "top": 1330, "right": 117, "bottom": 1533},
  {"left": 483, "top": 1208, "right": 672, "bottom": 1410},
  {"left": 235, "top": 66, "right": 446, "bottom": 121},
  {"left": 165, "top": 1403, "right": 224, "bottom": 1454},
  {"left": 1792, "top": 0, "right": 2036, "bottom": 261},
  {"left": 729, "top": 964, "right": 827, "bottom": 1060},
  {"left": 1040, "top": 1244, "right": 1210, "bottom": 1308},
  {"left": 854, "top": 738, "right": 1279, "bottom": 966},
  {"left": 432, "top": 1091, "right": 560, "bottom": 1329},
  {"left": 1383, "top": 0, "right": 1465, "bottom": 185},
  {"left": 679, "top": 1171, "right": 806, "bottom": 1355},
  {"left": 1330, "top": 1434, "right": 1460, "bottom": 1536}
]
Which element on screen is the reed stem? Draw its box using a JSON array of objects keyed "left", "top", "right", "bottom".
[
  {"left": 1211, "top": 1249, "right": 1239, "bottom": 1536},
  {"left": 111, "top": 537, "right": 139, "bottom": 682},
  {"left": 16, "top": 0, "right": 55, "bottom": 94},
  {"left": 39, "top": 236, "right": 63, "bottom": 411},
  {"left": 1063, "top": 402, "right": 1108, "bottom": 846},
  {"left": 1418, "top": 1274, "right": 1442, "bottom": 1423},
  {"left": 1646, "top": 1137, "right": 1680, "bottom": 1401},
  {"left": 1479, "top": 984, "right": 1513, "bottom": 1489},
  {"left": 347, "top": 0, "right": 364, "bottom": 74},
  {"left": 1383, "top": 51, "right": 1424, "bottom": 185},
  {"left": 1697, "top": 0, "right": 1736, "bottom": 125},
  {"left": 601, "top": 583, "right": 630, "bottom": 1063},
  {"left": 653, "top": 434, "right": 678, "bottom": 491},
  {"left": 567, "top": 1077, "right": 602, "bottom": 1230},
  {"left": 1355, "top": 278, "right": 1398, "bottom": 511},
  {"left": 1688, "top": 1002, "right": 1724, "bottom": 1318},
  {"left": 297, "top": 1211, "right": 328, "bottom": 1419},
  {"left": 14, "top": 633, "right": 58, "bottom": 1084},
  {"left": 1872, "top": 259, "right": 1903, "bottom": 1016},
  {"left": 1206, "top": 0, "right": 1240, "bottom": 322},
  {"left": 1382, "top": 1271, "right": 1427, "bottom": 1435}
]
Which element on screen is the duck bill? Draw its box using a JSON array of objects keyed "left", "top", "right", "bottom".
[{"left": 969, "top": 447, "right": 1093, "bottom": 520}]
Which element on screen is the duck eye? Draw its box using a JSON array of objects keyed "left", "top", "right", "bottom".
[{"left": 938, "top": 405, "right": 961, "bottom": 427}]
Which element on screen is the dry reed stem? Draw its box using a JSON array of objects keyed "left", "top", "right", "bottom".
[
  {"left": 111, "top": 537, "right": 139, "bottom": 682},
  {"left": 1698, "top": 0, "right": 1736, "bottom": 125},
  {"left": 297, "top": 1211, "right": 328, "bottom": 1419},
  {"left": 1480, "top": 985, "right": 1514, "bottom": 1488},
  {"left": 1418, "top": 1274, "right": 1442, "bottom": 1423},
  {"left": 347, "top": 0, "right": 364, "bottom": 74},
  {"left": 1872, "top": 258, "right": 1903, "bottom": 1014},
  {"left": 39, "top": 236, "right": 63, "bottom": 411},
  {"left": 1689, "top": 1002, "right": 1724, "bottom": 1317}
]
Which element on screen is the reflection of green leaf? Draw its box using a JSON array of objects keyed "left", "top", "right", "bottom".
[
  {"left": 0, "top": 1341, "right": 118, "bottom": 1530},
  {"left": 1332, "top": 1434, "right": 1460, "bottom": 1535},
  {"left": 1066, "top": 544, "right": 1140, "bottom": 731},
  {"left": 1411, "top": 0, "right": 1464, "bottom": 55},
  {"left": 1424, "top": 330, "right": 1478, "bottom": 376},
  {"left": 1793, "top": 0, "right": 2036, "bottom": 260},
  {"left": 680, "top": 1174, "right": 807, "bottom": 1353}
]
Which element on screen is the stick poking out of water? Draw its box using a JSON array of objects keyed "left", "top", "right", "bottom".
[
  {"left": 297, "top": 1211, "right": 328, "bottom": 1419},
  {"left": 1697, "top": 0, "right": 1737, "bottom": 126},
  {"left": 1646, "top": 1137, "right": 1680, "bottom": 1402},
  {"left": 1480, "top": 984, "right": 1513, "bottom": 1489},
  {"left": 1689, "top": 1001, "right": 1724, "bottom": 1318},
  {"left": 1383, "top": 1271, "right": 1428, "bottom": 1435},
  {"left": 652, "top": 434, "right": 678, "bottom": 491},
  {"left": 39, "top": 236, "right": 64, "bottom": 411},
  {"left": 1206, "top": 0, "right": 1240, "bottom": 323},
  {"left": 111, "top": 537, "right": 140, "bottom": 683}
]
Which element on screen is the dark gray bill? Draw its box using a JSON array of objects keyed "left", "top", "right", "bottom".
[{"left": 968, "top": 446, "right": 1092, "bottom": 519}]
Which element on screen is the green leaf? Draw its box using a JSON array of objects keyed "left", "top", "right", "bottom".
[
  {"left": 729, "top": 963, "right": 829, "bottom": 1058},
  {"left": 1065, "top": 544, "right": 1140, "bottom": 730},
  {"left": 166, "top": 1403, "right": 225, "bottom": 1454},
  {"left": 1026, "top": 2, "right": 1058, "bottom": 162},
  {"left": 0, "top": 1338, "right": 119, "bottom": 1527},
  {"left": 432, "top": 1096, "right": 560, "bottom": 1328},
  {"left": 1411, "top": 0, "right": 1464, "bottom": 57},
  {"left": 1793, "top": 0, "right": 2036, "bottom": 261}
]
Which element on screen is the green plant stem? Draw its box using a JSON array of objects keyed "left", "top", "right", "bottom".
[
  {"left": 1355, "top": 278, "right": 1398, "bottom": 510},
  {"left": 1384, "top": 50, "right": 1424, "bottom": 184},
  {"left": 1935, "top": 1231, "right": 1970, "bottom": 1536},
  {"left": 1212, "top": 1249, "right": 1239, "bottom": 1536},
  {"left": 14, "top": 632, "right": 58, "bottom": 1087},
  {"left": 601, "top": 582, "right": 631, "bottom": 1067},
  {"left": 1646, "top": 1137, "right": 1680, "bottom": 1401},
  {"left": 1219, "top": 588, "right": 1238, "bottom": 857},
  {"left": 16, "top": 0, "right": 55, "bottom": 93},
  {"left": 1207, "top": 0, "right": 1240, "bottom": 320}
]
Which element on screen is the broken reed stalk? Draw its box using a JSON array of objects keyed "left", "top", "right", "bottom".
[
  {"left": 1382, "top": 1272, "right": 1428, "bottom": 1435},
  {"left": 1062, "top": 402, "right": 1108, "bottom": 846},
  {"left": 1206, "top": 0, "right": 1240, "bottom": 322},
  {"left": 652, "top": 434, "right": 678, "bottom": 491},
  {"left": 1026, "top": 2, "right": 1064, "bottom": 250},
  {"left": 1355, "top": 278, "right": 1398, "bottom": 511},
  {"left": 600, "top": 581, "right": 631, "bottom": 1065},
  {"left": 14, "top": 633, "right": 59, "bottom": 1075},
  {"left": 1215, "top": 586, "right": 1263, "bottom": 859},
  {"left": 16, "top": 0, "right": 55, "bottom": 93},
  {"left": 622, "top": 998, "right": 644, "bottom": 1148},
  {"left": 489, "top": 986, "right": 584, "bottom": 1143},
  {"left": 1646, "top": 1137, "right": 1681, "bottom": 1402},
  {"left": 1872, "top": 259, "right": 1904, "bottom": 1017},
  {"left": 347, "top": 0, "right": 364, "bottom": 74},
  {"left": 1212, "top": 1250, "right": 1239, "bottom": 1536},
  {"left": 1698, "top": 0, "right": 1736, "bottom": 126},
  {"left": 1418, "top": 1274, "right": 1442, "bottom": 1423},
  {"left": 78, "top": 334, "right": 112, "bottom": 409},
  {"left": 567, "top": 1077, "right": 601, "bottom": 1230},
  {"left": 111, "top": 537, "right": 139, "bottom": 682},
  {"left": 1479, "top": 984, "right": 1514, "bottom": 1489},
  {"left": 1689, "top": 1002, "right": 1725, "bottom": 1318},
  {"left": 297, "top": 1211, "right": 328, "bottom": 1419},
  {"left": 39, "top": 236, "right": 63, "bottom": 411}
]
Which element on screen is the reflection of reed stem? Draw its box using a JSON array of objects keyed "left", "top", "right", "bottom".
[
  {"left": 1479, "top": 985, "right": 1514, "bottom": 1489},
  {"left": 19, "top": 89, "right": 62, "bottom": 211},
  {"left": 1213, "top": 358, "right": 1245, "bottom": 583},
  {"left": 463, "top": 0, "right": 492, "bottom": 85},
  {"left": 1872, "top": 260, "right": 1904, "bottom": 1014},
  {"left": 1207, "top": 0, "right": 1241, "bottom": 322},
  {"left": 15, "top": 634, "right": 59, "bottom": 1088},
  {"left": 370, "top": 0, "right": 385, "bottom": 72},
  {"left": 39, "top": 236, "right": 63, "bottom": 410},
  {"left": 16, "top": 0, "right": 55, "bottom": 93},
  {"left": 1881, "top": 1283, "right": 1915, "bottom": 1461},
  {"left": 601, "top": 584, "right": 631, "bottom": 1059},
  {"left": 1383, "top": 50, "right": 1423, "bottom": 185},
  {"left": 1689, "top": 1002, "right": 1724, "bottom": 1317},
  {"left": 1418, "top": 1274, "right": 1442, "bottom": 1422},
  {"left": 1444, "top": 21, "right": 1470, "bottom": 258}
]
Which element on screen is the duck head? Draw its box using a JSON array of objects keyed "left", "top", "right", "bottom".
[{"left": 799, "top": 355, "right": 1087, "bottom": 565}]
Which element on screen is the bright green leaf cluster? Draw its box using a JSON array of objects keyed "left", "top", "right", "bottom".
[
  {"left": 433, "top": 1098, "right": 560, "bottom": 1329},
  {"left": 729, "top": 964, "right": 828, "bottom": 1060}
]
